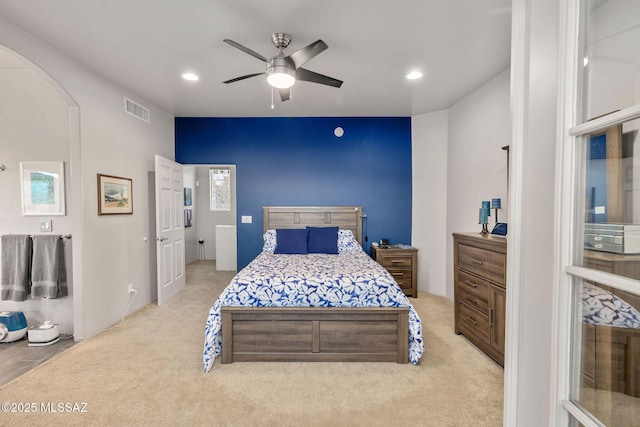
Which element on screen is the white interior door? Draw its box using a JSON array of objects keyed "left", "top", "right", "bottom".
[{"left": 154, "top": 155, "right": 185, "bottom": 305}]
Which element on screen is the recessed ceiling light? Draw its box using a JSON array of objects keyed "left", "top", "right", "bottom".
[
  {"left": 182, "top": 72, "right": 199, "bottom": 81},
  {"left": 406, "top": 71, "right": 423, "bottom": 80}
]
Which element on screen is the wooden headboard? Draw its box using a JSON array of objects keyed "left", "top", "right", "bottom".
[{"left": 263, "top": 206, "right": 364, "bottom": 245}]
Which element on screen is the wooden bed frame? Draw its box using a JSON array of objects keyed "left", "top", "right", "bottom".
[{"left": 220, "top": 206, "right": 410, "bottom": 364}]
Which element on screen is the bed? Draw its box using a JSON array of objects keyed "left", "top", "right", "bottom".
[
  {"left": 202, "top": 206, "right": 424, "bottom": 372},
  {"left": 581, "top": 282, "right": 640, "bottom": 397}
]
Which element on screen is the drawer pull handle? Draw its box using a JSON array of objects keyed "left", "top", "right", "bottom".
[
  {"left": 465, "top": 316, "right": 478, "bottom": 326},
  {"left": 593, "top": 236, "right": 602, "bottom": 241},
  {"left": 464, "top": 279, "right": 478, "bottom": 288},
  {"left": 391, "top": 260, "right": 404, "bottom": 264},
  {"left": 466, "top": 295, "right": 477, "bottom": 304},
  {"left": 470, "top": 258, "right": 484, "bottom": 265},
  {"left": 392, "top": 272, "right": 403, "bottom": 276}
]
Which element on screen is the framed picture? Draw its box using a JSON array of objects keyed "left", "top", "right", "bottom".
[
  {"left": 184, "top": 208, "right": 192, "bottom": 227},
  {"left": 20, "top": 161, "right": 66, "bottom": 216},
  {"left": 184, "top": 188, "right": 192, "bottom": 206},
  {"left": 97, "top": 174, "right": 133, "bottom": 215}
]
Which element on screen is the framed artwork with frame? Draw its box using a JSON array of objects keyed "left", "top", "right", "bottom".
[
  {"left": 97, "top": 173, "right": 133, "bottom": 215},
  {"left": 20, "top": 161, "right": 66, "bottom": 216}
]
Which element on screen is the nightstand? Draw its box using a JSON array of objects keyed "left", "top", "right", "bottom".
[{"left": 371, "top": 245, "right": 418, "bottom": 298}]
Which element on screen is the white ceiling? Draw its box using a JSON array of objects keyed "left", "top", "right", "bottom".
[{"left": 0, "top": 0, "right": 512, "bottom": 117}]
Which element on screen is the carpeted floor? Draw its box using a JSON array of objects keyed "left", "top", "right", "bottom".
[{"left": 0, "top": 261, "right": 504, "bottom": 426}]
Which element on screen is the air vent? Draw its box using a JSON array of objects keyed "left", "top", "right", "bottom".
[{"left": 124, "top": 97, "right": 150, "bottom": 123}]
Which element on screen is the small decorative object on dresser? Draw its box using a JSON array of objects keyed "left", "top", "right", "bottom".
[
  {"left": 453, "top": 232, "right": 507, "bottom": 366},
  {"left": 371, "top": 244, "right": 418, "bottom": 298}
]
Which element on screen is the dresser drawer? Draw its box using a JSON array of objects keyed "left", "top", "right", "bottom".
[
  {"left": 459, "top": 302, "right": 490, "bottom": 342},
  {"left": 388, "top": 269, "right": 412, "bottom": 290},
  {"left": 457, "top": 270, "right": 490, "bottom": 316},
  {"left": 458, "top": 244, "right": 506, "bottom": 285},
  {"left": 379, "top": 253, "right": 413, "bottom": 268}
]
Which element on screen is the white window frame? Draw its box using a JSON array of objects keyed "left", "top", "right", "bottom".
[
  {"left": 209, "top": 167, "right": 231, "bottom": 211},
  {"left": 552, "top": 0, "right": 640, "bottom": 425}
]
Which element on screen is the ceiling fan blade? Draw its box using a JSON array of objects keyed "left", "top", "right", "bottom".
[
  {"left": 223, "top": 39, "right": 268, "bottom": 62},
  {"left": 295, "top": 68, "right": 343, "bottom": 88},
  {"left": 223, "top": 72, "right": 265, "bottom": 84},
  {"left": 279, "top": 88, "right": 291, "bottom": 102},
  {"left": 287, "top": 40, "right": 328, "bottom": 68}
]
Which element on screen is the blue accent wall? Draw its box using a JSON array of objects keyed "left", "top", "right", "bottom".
[{"left": 175, "top": 117, "right": 412, "bottom": 269}]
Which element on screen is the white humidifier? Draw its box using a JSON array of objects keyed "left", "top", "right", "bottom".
[{"left": 28, "top": 321, "right": 60, "bottom": 346}]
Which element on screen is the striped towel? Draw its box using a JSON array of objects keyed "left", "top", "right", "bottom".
[
  {"left": 1, "top": 235, "right": 32, "bottom": 301},
  {"left": 31, "top": 235, "right": 67, "bottom": 299}
]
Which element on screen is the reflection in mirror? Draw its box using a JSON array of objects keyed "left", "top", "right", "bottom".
[
  {"left": 573, "top": 278, "right": 640, "bottom": 427},
  {"left": 583, "top": 119, "right": 640, "bottom": 282}
]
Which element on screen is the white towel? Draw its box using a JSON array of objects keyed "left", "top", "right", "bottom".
[
  {"left": 31, "top": 235, "right": 67, "bottom": 299},
  {"left": 1, "top": 235, "right": 32, "bottom": 301}
]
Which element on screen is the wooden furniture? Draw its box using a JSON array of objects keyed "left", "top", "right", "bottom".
[
  {"left": 221, "top": 307, "right": 409, "bottom": 363},
  {"left": 580, "top": 249, "right": 640, "bottom": 397},
  {"left": 371, "top": 245, "right": 418, "bottom": 298},
  {"left": 220, "top": 206, "right": 411, "bottom": 364},
  {"left": 453, "top": 232, "right": 507, "bottom": 366}
]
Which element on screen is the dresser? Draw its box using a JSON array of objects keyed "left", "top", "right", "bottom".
[
  {"left": 371, "top": 245, "right": 418, "bottom": 298},
  {"left": 453, "top": 232, "right": 507, "bottom": 366}
]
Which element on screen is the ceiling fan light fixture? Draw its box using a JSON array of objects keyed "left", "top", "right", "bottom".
[
  {"left": 182, "top": 72, "right": 199, "bottom": 81},
  {"left": 267, "top": 66, "right": 295, "bottom": 89}
]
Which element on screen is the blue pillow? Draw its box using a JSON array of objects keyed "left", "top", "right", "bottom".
[
  {"left": 307, "top": 226, "right": 339, "bottom": 254},
  {"left": 274, "top": 228, "right": 309, "bottom": 254}
]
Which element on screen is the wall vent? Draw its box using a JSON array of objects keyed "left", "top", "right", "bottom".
[{"left": 124, "top": 97, "right": 150, "bottom": 123}]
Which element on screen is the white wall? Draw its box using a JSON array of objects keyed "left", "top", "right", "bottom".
[
  {"left": 508, "top": 0, "right": 559, "bottom": 424},
  {"left": 183, "top": 166, "right": 198, "bottom": 265},
  {"left": 0, "top": 48, "right": 74, "bottom": 333},
  {"left": 411, "top": 110, "right": 449, "bottom": 296},
  {"left": 0, "top": 17, "right": 175, "bottom": 339},
  {"left": 445, "top": 68, "right": 511, "bottom": 300}
]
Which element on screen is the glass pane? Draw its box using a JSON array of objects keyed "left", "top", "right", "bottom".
[
  {"left": 209, "top": 168, "right": 231, "bottom": 211},
  {"left": 571, "top": 278, "right": 640, "bottom": 427},
  {"left": 580, "top": 118, "right": 640, "bottom": 281},
  {"left": 582, "top": 0, "right": 640, "bottom": 122}
]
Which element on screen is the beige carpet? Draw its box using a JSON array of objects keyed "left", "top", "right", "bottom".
[{"left": 0, "top": 261, "right": 504, "bottom": 426}]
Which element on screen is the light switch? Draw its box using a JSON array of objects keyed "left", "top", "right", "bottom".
[
  {"left": 40, "top": 220, "right": 52, "bottom": 232},
  {"left": 241, "top": 215, "right": 252, "bottom": 224},
  {"left": 594, "top": 206, "right": 606, "bottom": 214}
]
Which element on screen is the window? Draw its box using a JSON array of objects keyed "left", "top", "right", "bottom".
[
  {"left": 558, "top": 2, "right": 640, "bottom": 425},
  {"left": 209, "top": 168, "right": 231, "bottom": 211}
]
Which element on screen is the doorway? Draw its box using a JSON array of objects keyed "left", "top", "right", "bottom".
[{"left": 182, "top": 165, "right": 237, "bottom": 271}]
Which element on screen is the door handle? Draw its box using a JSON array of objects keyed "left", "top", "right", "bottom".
[{"left": 156, "top": 237, "right": 168, "bottom": 242}]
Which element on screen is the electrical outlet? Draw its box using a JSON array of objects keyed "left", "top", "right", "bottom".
[{"left": 127, "top": 283, "right": 135, "bottom": 294}]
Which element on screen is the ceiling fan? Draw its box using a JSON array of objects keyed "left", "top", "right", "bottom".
[{"left": 222, "top": 33, "right": 343, "bottom": 102}]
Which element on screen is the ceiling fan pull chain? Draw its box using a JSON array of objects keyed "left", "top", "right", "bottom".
[{"left": 271, "top": 86, "right": 275, "bottom": 109}]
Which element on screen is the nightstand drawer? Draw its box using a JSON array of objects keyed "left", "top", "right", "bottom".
[
  {"left": 459, "top": 301, "right": 489, "bottom": 342},
  {"left": 457, "top": 270, "right": 490, "bottom": 316},
  {"left": 458, "top": 243, "right": 506, "bottom": 285},
  {"left": 379, "top": 254, "right": 413, "bottom": 268},
  {"left": 388, "top": 269, "right": 412, "bottom": 289}
]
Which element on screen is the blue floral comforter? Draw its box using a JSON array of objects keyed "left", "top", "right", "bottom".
[{"left": 203, "top": 250, "right": 424, "bottom": 372}]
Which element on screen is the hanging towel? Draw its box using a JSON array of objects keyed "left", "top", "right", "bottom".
[
  {"left": 0, "top": 235, "right": 32, "bottom": 301},
  {"left": 31, "top": 235, "right": 67, "bottom": 299}
]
